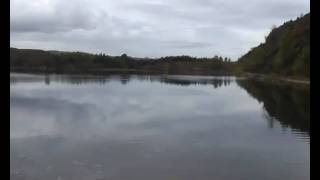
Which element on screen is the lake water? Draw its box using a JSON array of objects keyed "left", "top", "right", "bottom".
[{"left": 10, "top": 73, "right": 310, "bottom": 180}]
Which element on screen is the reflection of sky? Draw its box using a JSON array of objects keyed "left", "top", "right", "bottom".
[
  {"left": 10, "top": 74, "right": 309, "bottom": 180},
  {"left": 10, "top": 75, "right": 261, "bottom": 140}
]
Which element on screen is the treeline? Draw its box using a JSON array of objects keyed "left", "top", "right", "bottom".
[
  {"left": 237, "top": 13, "right": 310, "bottom": 79},
  {"left": 10, "top": 48, "right": 234, "bottom": 75}
]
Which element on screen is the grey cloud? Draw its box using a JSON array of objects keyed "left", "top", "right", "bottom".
[
  {"left": 10, "top": 0, "right": 104, "bottom": 33},
  {"left": 160, "top": 41, "right": 212, "bottom": 49}
]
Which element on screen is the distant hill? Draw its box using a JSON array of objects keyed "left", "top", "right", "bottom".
[
  {"left": 10, "top": 48, "right": 234, "bottom": 75},
  {"left": 10, "top": 48, "right": 56, "bottom": 68},
  {"left": 238, "top": 13, "right": 310, "bottom": 78}
]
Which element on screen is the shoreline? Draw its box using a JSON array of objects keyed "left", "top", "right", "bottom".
[
  {"left": 279, "top": 78, "right": 310, "bottom": 85},
  {"left": 240, "top": 73, "right": 309, "bottom": 85}
]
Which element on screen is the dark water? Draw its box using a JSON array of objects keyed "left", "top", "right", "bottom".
[{"left": 10, "top": 73, "right": 309, "bottom": 180}]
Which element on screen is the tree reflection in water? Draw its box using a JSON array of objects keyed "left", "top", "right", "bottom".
[{"left": 237, "top": 79, "right": 309, "bottom": 137}]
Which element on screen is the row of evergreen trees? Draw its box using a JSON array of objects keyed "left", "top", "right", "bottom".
[{"left": 10, "top": 48, "right": 235, "bottom": 75}]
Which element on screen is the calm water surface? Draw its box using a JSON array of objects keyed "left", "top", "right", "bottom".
[{"left": 10, "top": 73, "right": 309, "bottom": 180}]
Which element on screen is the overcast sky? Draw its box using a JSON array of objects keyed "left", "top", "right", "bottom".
[{"left": 10, "top": 0, "right": 309, "bottom": 60}]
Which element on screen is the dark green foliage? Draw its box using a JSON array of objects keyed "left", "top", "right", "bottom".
[
  {"left": 238, "top": 13, "right": 310, "bottom": 78},
  {"left": 10, "top": 48, "right": 234, "bottom": 75}
]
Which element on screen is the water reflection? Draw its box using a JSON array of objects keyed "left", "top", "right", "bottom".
[
  {"left": 161, "top": 76, "right": 234, "bottom": 88},
  {"left": 11, "top": 73, "right": 235, "bottom": 89},
  {"left": 10, "top": 73, "right": 309, "bottom": 180},
  {"left": 236, "top": 79, "right": 309, "bottom": 138}
]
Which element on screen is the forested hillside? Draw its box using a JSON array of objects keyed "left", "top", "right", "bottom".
[
  {"left": 238, "top": 13, "right": 310, "bottom": 78},
  {"left": 10, "top": 48, "right": 234, "bottom": 75}
]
